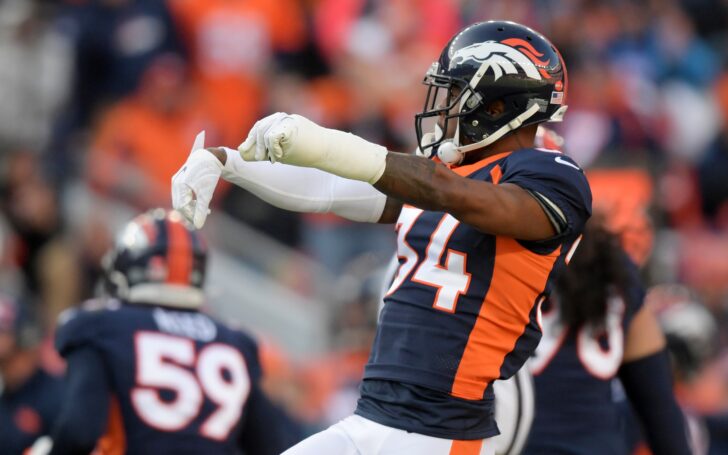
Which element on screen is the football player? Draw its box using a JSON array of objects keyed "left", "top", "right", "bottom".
[
  {"left": 47, "top": 209, "right": 302, "bottom": 454},
  {"left": 173, "top": 21, "right": 592, "bottom": 454},
  {"left": 0, "top": 295, "right": 62, "bottom": 455},
  {"left": 524, "top": 220, "right": 691, "bottom": 454},
  {"left": 648, "top": 284, "right": 728, "bottom": 455}
]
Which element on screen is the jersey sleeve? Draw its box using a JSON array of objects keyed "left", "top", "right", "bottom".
[
  {"left": 55, "top": 303, "right": 106, "bottom": 357},
  {"left": 49, "top": 346, "right": 111, "bottom": 455},
  {"left": 234, "top": 330, "right": 263, "bottom": 383},
  {"left": 500, "top": 150, "right": 592, "bottom": 239}
]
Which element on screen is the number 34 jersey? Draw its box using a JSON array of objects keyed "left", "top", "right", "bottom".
[
  {"left": 55, "top": 299, "right": 262, "bottom": 454},
  {"left": 357, "top": 148, "right": 592, "bottom": 440}
]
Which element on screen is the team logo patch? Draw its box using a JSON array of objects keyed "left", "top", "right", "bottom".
[{"left": 450, "top": 38, "right": 551, "bottom": 81}]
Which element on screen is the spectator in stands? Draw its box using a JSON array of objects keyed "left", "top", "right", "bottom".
[
  {"left": 0, "top": 151, "right": 79, "bottom": 323},
  {"left": 168, "top": 0, "right": 308, "bottom": 145},
  {"left": 86, "top": 53, "right": 218, "bottom": 208},
  {"left": 0, "top": 0, "right": 72, "bottom": 155},
  {"left": 49, "top": 0, "right": 184, "bottom": 182},
  {"left": 0, "top": 294, "right": 63, "bottom": 454}
]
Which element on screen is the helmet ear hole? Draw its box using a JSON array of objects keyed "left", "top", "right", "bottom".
[{"left": 483, "top": 99, "right": 506, "bottom": 118}]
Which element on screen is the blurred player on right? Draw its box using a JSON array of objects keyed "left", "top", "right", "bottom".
[
  {"left": 524, "top": 217, "right": 691, "bottom": 454},
  {"left": 646, "top": 284, "right": 728, "bottom": 455}
]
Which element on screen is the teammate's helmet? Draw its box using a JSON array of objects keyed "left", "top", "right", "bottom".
[
  {"left": 103, "top": 208, "right": 207, "bottom": 309},
  {"left": 647, "top": 284, "right": 717, "bottom": 381},
  {"left": 415, "top": 21, "right": 568, "bottom": 164}
]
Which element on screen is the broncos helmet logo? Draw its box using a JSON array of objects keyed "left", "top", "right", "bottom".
[{"left": 450, "top": 39, "right": 551, "bottom": 82}]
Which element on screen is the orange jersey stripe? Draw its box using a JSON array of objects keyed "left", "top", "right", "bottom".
[
  {"left": 489, "top": 164, "right": 502, "bottom": 185},
  {"left": 94, "top": 397, "right": 126, "bottom": 455},
  {"left": 451, "top": 237, "right": 561, "bottom": 399},
  {"left": 166, "top": 218, "right": 192, "bottom": 284},
  {"left": 449, "top": 152, "right": 511, "bottom": 176},
  {"left": 449, "top": 439, "right": 484, "bottom": 455}
]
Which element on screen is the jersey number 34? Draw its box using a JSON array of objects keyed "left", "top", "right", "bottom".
[{"left": 386, "top": 207, "right": 471, "bottom": 313}]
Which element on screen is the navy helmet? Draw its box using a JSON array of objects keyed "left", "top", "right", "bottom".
[
  {"left": 103, "top": 209, "right": 207, "bottom": 309},
  {"left": 415, "top": 21, "right": 568, "bottom": 163}
]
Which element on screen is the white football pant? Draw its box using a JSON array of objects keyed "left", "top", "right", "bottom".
[{"left": 282, "top": 415, "right": 495, "bottom": 455}]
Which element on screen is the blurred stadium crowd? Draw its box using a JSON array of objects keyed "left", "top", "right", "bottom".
[{"left": 1, "top": 0, "right": 728, "bottom": 441}]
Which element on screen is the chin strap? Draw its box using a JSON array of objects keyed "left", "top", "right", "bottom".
[{"left": 437, "top": 103, "right": 543, "bottom": 165}]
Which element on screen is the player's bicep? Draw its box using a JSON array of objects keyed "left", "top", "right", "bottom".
[
  {"left": 623, "top": 305, "right": 666, "bottom": 362},
  {"left": 454, "top": 182, "right": 557, "bottom": 240},
  {"left": 50, "top": 347, "right": 111, "bottom": 455}
]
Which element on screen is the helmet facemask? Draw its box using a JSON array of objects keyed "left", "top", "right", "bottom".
[{"left": 415, "top": 62, "right": 483, "bottom": 158}]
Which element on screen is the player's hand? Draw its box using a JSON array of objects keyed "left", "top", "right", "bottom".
[
  {"left": 237, "top": 112, "right": 291, "bottom": 162},
  {"left": 237, "top": 112, "right": 340, "bottom": 167},
  {"left": 171, "top": 131, "right": 223, "bottom": 229},
  {"left": 238, "top": 112, "right": 388, "bottom": 183}
]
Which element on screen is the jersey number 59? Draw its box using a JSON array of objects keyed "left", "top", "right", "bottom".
[{"left": 131, "top": 332, "right": 250, "bottom": 440}]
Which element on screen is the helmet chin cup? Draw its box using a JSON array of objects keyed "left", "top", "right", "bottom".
[
  {"left": 419, "top": 124, "right": 446, "bottom": 158},
  {"left": 437, "top": 141, "right": 463, "bottom": 165}
]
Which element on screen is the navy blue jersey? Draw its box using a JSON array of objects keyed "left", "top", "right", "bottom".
[
  {"left": 0, "top": 369, "right": 64, "bottom": 454},
  {"left": 524, "top": 257, "right": 645, "bottom": 455},
  {"left": 356, "top": 148, "right": 592, "bottom": 439},
  {"left": 54, "top": 299, "right": 263, "bottom": 454}
]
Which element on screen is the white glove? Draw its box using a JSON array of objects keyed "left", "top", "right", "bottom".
[
  {"left": 238, "top": 113, "right": 388, "bottom": 184},
  {"left": 238, "top": 112, "right": 289, "bottom": 162},
  {"left": 171, "top": 131, "right": 222, "bottom": 229}
]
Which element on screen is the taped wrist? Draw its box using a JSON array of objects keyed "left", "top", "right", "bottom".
[
  {"left": 220, "top": 147, "right": 387, "bottom": 222},
  {"left": 287, "top": 115, "right": 388, "bottom": 184}
]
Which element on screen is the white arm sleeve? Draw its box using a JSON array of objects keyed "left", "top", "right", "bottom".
[{"left": 219, "top": 147, "right": 387, "bottom": 223}]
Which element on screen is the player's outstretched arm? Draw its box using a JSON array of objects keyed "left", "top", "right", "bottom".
[
  {"left": 373, "top": 153, "right": 557, "bottom": 239},
  {"left": 49, "top": 347, "right": 111, "bottom": 455},
  {"left": 239, "top": 113, "right": 560, "bottom": 239},
  {"left": 213, "top": 146, "right": 388, "bottom": 222},
  {"left": 171, "top": 129, "right": 391, "bottom": 228}
]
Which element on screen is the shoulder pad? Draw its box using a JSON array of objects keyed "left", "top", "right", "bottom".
[{"left": 55, "top": 300, "right": 117, "bottom": 356}]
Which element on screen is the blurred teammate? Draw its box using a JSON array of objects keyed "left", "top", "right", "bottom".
[
  {"left": 0, "top": 295, "right": 62, "bottom": 455},
  {"left": 647, "top": 284, "right": 728, "bottom": 455},
  {"left": 174, "top": 21, "right": 591, "bottom": 453},
  {"left": 47, "top": 209, "right": 301, "bottom": 454},
  {"left": 524, "top": 220, "right": 691, "bottom": 454}
]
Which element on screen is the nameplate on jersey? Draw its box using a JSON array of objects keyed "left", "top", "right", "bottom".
[{"left": 153, "top": 308, "right": 217, "bottom": 341}]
